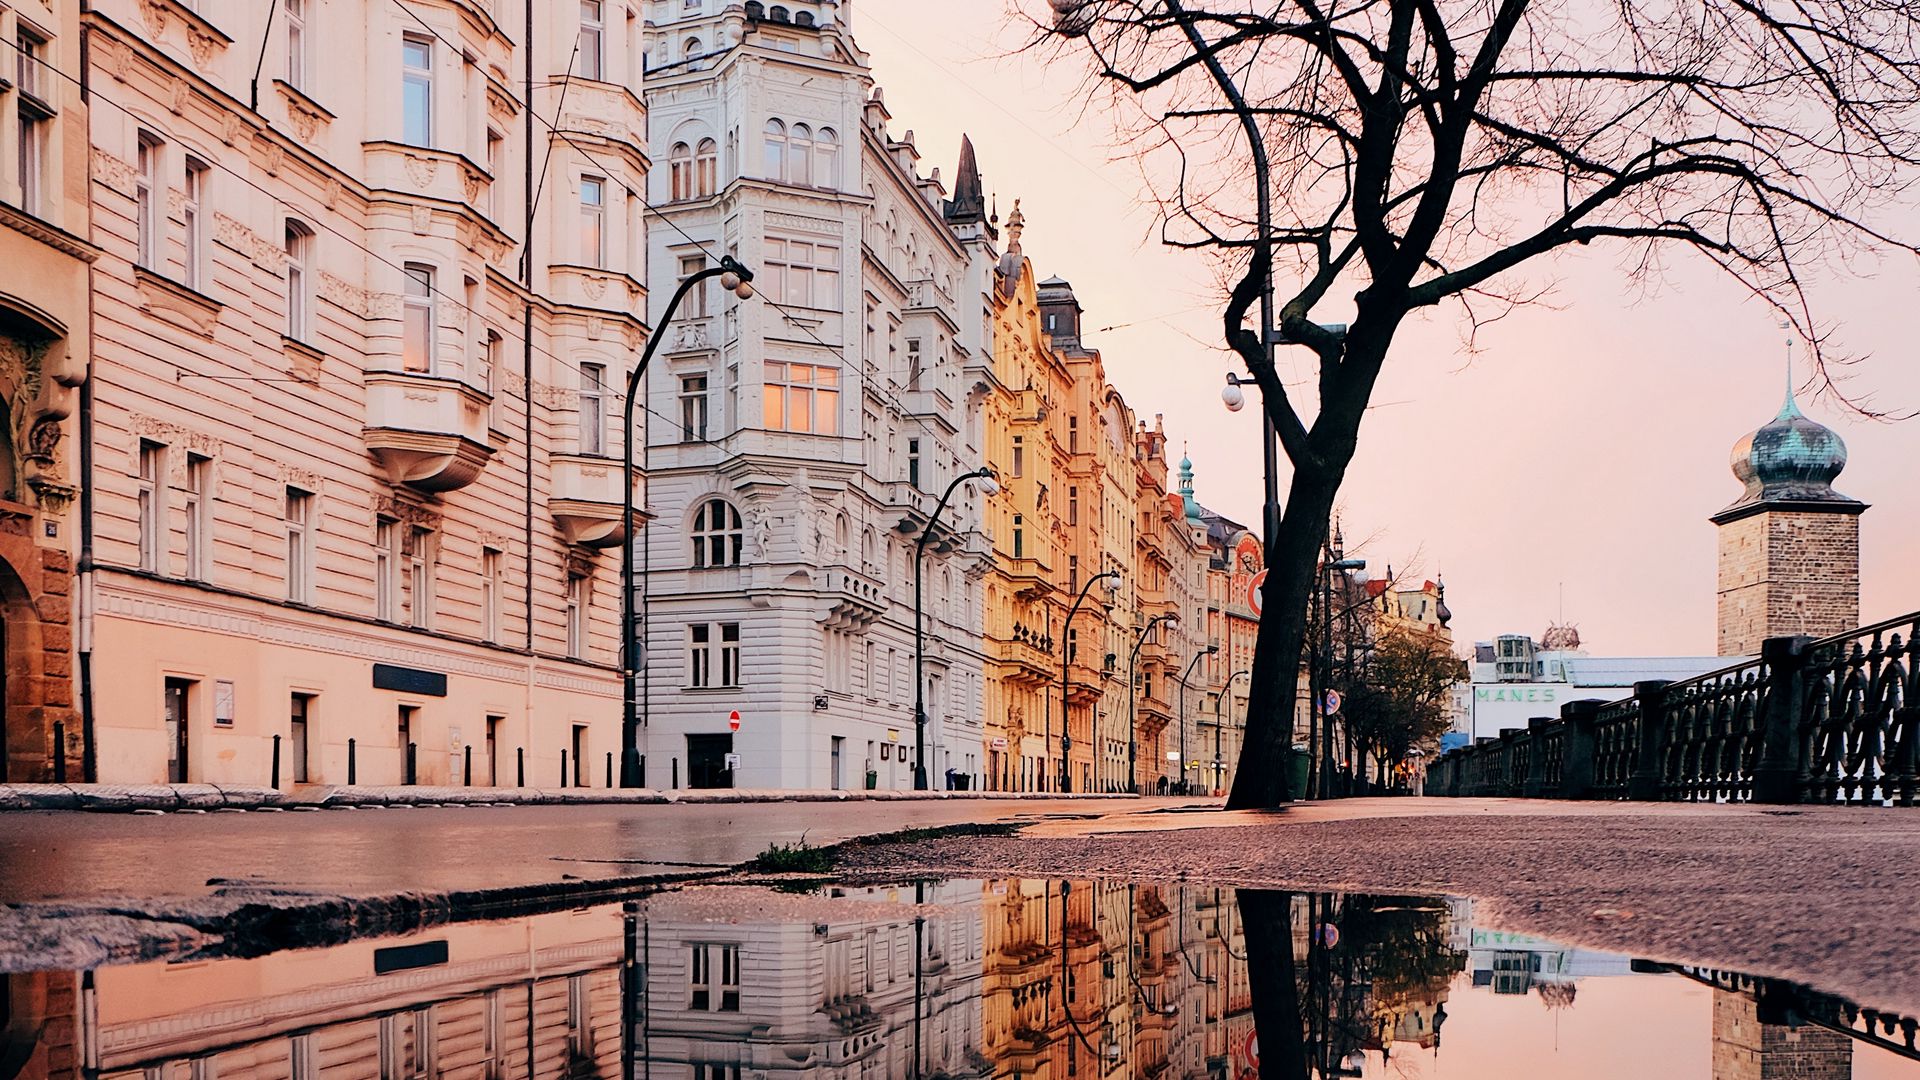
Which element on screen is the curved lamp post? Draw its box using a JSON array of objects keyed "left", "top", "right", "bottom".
[
  {"left": 1209, "top": 668, "right": 1251, "bottom": 794},
  {"left": 914, "top": 467, "right": 999, "bottom": 790},
  {"left": 1175, "top": 645, "right": 1218, "bottom": 795},
  {"left": 1126, "top": 614, "right": 1180, "bottom": 794},
  {"left": 621, "top": 256, "right": 755, "bottom": 788},
  {"left": 1060, "top": 570, "right": 1120, "bottom": 793}
]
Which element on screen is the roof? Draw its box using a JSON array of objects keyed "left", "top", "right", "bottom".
[{"left": 1559, "top": 656, "right": 1744, "bottom": 688}]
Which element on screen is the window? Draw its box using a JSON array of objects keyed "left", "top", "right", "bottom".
[
  {"left": 693, "top": 1066, "right": 741, "bottom": 1080},
  {"left": 484, "top": 129, "right": 504, "bottom": 215},
  {"left": 481, "top": 547, "right": 503, "bottom": 643},
  {"left": 1012, "top": 515, "right": 1023, "bottom": 559},
  {"left": 908, "top": 438, "right": 921, "bottom": 488},
  {"left": 678, "top": 254, "right": 709, "bottom": 317},
  {"left": 375, "top": 517, "right": 399, "bottom": 622},
  {"left": 1012, "top": 435, "right": 1024, "bottom": 478},
  {"left": 181, "top": 158, "right": 208, "bottom": 289},
  {"left": 135, "top": 441, "right": 164, "bottom": 572},
  {"left": 689, "top": 944, "right": 740, "bottom": 1010},
  {"left": 683, "top": 37, "right": 704, "bottom": 59},
  {"left": 669, "top": 142, "right": 693, "bottom": 200},
  {"left": 14, "top": 29, "right": 51, "bottom": 217},
  {"left": 1069, "top": 415, "right": 1079, "bottom": 453},
  {"left": 679, "top": 374, "right": 708, "bottom": 441},
  {"left": 565, "top": 573, "right": 586, "bottom": 658},
  {"left": 762, "top": 119, "right": 786, "bottom": 180},
  {"left": 402, "top": 34, "right": 433, "bottom": 146},
  {"left": 136, "top": 133, "right": 161, "bottom": 270},
  {"left": 183, "top": 454, "right": 210, "bottom": 581},
  {"left": 688, "top": 623, "right": 742, "bottom": 687},
  {"left": 813, "top": 128, "right": 838, "bottom": 189},
  {"left": 289, "top": 1035, "right": 316, "bottom": 1080},
  {"left": 406, "top": 525, "right": 434, "bottom": 628},
  {"left": 906, "top": 337, "right": 922, "bottom": 387},
  {"left": 579, "top": 1, "right": 604, "bottom": 80},
  {"left": 1069, "top": 554, "right": 1079, "bottom": 592},
  {"left": 1068, "top": 486, "right": 1078, "bottom": 525},
  {"left": 566, "top": 974, "right": 594, "bottom": 1056},
  {"left": 763, "top": 236, "right": 840, "bottom": 308},
  {"left": 690, "top": 498, "right": 742, "bottom": 568},
  {"left": 763, "top": 361, "right": 839, "bottom": 434},
  {"left": 789, "top": 123, "right": 813, "bottom": 186},
  {"left": 578, "top": 362, "right": 607, "bottom": 455},
  {"left": 284, "top": 221, "right": 312, "bottom": 341},
  {"left": 402, "top": 263, "right": 435, "bottom": 372},
  {"left": 695, "top": 138, "right": 717, "bottom": 196},
  {"left": 483, "top": 332, "right": 503, "bottom": 427},
  {"left": 286, "top": 489, "right": 314, "bottom": 603},
  {"left": 285, "top": 0, "right": 308, "bottom": 90},
  {"left": 579, "top": 176, "right": 605, "bottom": 266}
]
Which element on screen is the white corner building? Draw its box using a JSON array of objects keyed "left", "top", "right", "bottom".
[{"left": 640, "top": 0, "right": 989, "bottom": 789}]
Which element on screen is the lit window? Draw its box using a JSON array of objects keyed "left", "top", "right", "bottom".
[
  {"left": 402, "top": 263, "right": 435, "bottom": 372},
  {"left": 402, "top": 34, "right": 433, "bottom": 146},
  {"left": 813, "top": 128, "right": 838, "bottom": 189},
  {"left": 762, "top": 360, "right": 839, "bottom": 434},
  {"left": 690, "top": 498, "right": 742, "bottom": 568},
  {"left": 579, "top": 1, "right": 604, "bottom": 80},
  {"left": 578, "top": 362, "right": 607, "bottom": 455},
  {"left": 579, "top": 176, "right": 605, "bottom": 267}
]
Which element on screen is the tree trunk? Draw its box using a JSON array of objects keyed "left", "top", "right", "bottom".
[{"left": 1237, "top": 889, "right": 1310, "bottom": 1080}]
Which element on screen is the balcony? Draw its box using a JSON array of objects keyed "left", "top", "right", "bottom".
[
  {"left": 996, "top": 623, "right": 1056, "bottom": 686},
  {"left": 549, "top": 453, "right": 640, "bottom": 548},
  {"left": 819, "top": 567, "right": 886, "bottom": 629},
  {"left": 362, "top": 372, "right": 494, "bottom": 492},
  {"left": 1000, "top": 556, "right": 1055, "bottom": 601}
]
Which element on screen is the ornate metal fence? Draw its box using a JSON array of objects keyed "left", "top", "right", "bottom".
[{"left": 1428, "top": 613, "right": 1920, "bottom": 805}]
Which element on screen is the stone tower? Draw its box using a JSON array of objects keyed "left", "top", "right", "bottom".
[
  {"left": 1712, "top": 379, "right": 1866, "bottom": 657},
  {"left": 1711, "top": 990, "right": 1852, "bottom": 1080}
]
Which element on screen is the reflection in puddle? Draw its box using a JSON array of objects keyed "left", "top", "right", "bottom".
[{"left": 3, "top": 881, "right": 1917, "bottom": 1079}]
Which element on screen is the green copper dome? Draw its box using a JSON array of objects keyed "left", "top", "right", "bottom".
[
  {"left": 1714, "top": 379, "right": 1863, "bottom": 523},
  {"left": 1178, "top": 455, "right": 1202, "bottom": 521}
]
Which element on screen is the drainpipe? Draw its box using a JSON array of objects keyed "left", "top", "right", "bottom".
[{"left": 77, "top": 0, "right": 98, "bottom": 783}]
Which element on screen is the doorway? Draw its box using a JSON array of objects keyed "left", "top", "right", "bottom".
[
  {"left": 830, "top": 736, "right": 844, "bottom": 790},
  {"left": 164, "top": 678, "right": 192, "bottom": 783},
  {"left": 686, "top": 733, "right": 733, "bottom": 789},
  {"left": 485, "top": 715, "right": 502, "bottom": 786},
  {"left": 571, "top": 724, "right": 589, "bottom": 787},
  {"left": 290, "top": 693, "right": 312, "bottom": 784}
]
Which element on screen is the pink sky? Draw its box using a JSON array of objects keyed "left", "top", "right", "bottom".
[{"left": 855, "top": 0, "right": 1920, "bottom": 656}]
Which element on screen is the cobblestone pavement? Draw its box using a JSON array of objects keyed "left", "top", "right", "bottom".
[{"left": 837, "top": 797, "right": 1920, "bottom": 1017}]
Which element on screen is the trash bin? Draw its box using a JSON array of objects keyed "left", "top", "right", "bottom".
[
  {"left": 865, "top": 770, "right": 878, "bottom": 790},
  {"left": 1288, "top": 743, "right": 1311, "bottom": 800}
]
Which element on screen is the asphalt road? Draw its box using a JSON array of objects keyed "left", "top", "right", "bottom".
[{"left": 0, "top": 797, "right": 1155, "bottom": 906}]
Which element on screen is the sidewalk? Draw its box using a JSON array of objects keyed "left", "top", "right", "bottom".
[{"left": 0, "top": 782, "right": 1140, "bottom": 813}]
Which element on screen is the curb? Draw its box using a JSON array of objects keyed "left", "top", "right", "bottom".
[{"left": 0, "top": 783, "right": 1141, "bottom": 813}]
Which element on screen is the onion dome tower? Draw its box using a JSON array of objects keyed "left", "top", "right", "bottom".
[{"left": 1712, "top": 373, "right": 1866, "bottom": 656}]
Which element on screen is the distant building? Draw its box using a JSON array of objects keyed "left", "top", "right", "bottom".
[
  {"left": 1714, "top": 379, "right": 1865, "bottom": 656},
  {"left": 1459, "top": 631, "right": 1728, "bottom": 742}
]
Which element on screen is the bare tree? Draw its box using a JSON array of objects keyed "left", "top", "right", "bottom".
[{"left": 1038, "top": 0, "right": 1920, "bottom": 808}]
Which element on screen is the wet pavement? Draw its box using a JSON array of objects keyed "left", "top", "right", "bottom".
[{"left": 6, "top": 876, "right": 1918, "bottom": 1080}]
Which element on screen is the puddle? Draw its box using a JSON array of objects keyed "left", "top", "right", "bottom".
[{"left": 5, "top": 880, "right": 1917, "bottom": 1079}]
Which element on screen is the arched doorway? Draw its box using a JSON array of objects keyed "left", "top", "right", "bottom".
[{"left": 0, "top": 550, "right": 57, "bottom": 782}]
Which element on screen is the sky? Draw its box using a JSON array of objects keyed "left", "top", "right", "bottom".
[{"left": 852, "top": 0, "right": 1920, "bottom": 657}]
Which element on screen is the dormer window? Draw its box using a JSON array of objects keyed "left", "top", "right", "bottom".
[
  {"left": 769, "top": 5, "right": 790, "bottom": 21},
  {"left": 744, "top": 1, "right": 764, "bottom": 18},
  {"left": 795, "top": 10, "right": 815, "bottom": 25}
]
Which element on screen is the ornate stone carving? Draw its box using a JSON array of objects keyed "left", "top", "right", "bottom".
[
  {"left": 221, "top": 112, "right": 246, "bottom": 147},
  {"left": 134, "top": 271, "right": 221, "bottom": 337},
  {"left": 168, "top": 78, "right": 189, "bottom": 115},
  {"left": 90, "top": 149, "right": 138, "bottom": 199},
  {"left": 279, "top": 463, "right": 324, "bottom": 490},
  {"left": 138, "top": 0, "right": 169, "bottom": 38},
  {"left": 186, "top": 27, "right": 220, "bottom": 70},
  {"left": 584, "top": 316, "right": 604, "bottom": 340},
  {"left": 410, "top": 205, "right": 433, "bottom": 235},
  {"left": 766, "top": 211, "right": 841, "bottom": 235},
  {"left": 403, "top": 155, "right": 440, "bottom": 190},
  {"left": 317, "top": 272, "right": 400, "bottom": 320},
  {"left": 582, "top": 276, "right": 608, "bottom": 301},
  {"left": 94, "top": 35, "right": 128, "bottom": 82},
  {"left": 128, "top": 415, "right": 224, "bottom": 458},
  {"left": 321, "top": 177, "right": 343, "bottom": 210},
  {"left": 373, "top": 494, "right": 441, "bottom": 529},
  {"left": 461, "top": 168, "right": 483, "bottom": 204}
]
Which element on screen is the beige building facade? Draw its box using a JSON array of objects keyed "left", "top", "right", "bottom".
[{"left": 79, "top": 0, "right": 642, "bottom": 786}]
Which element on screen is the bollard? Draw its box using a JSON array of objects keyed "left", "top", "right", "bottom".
[
  {"left": 348, "top": 737, "right": 357, "bottom": 785},
  {"left": 52, "top": 720, "right": 65, "bottom": 784},
  {"left": 517, "top": 747, "right": 525, "bottom": 787},
  {"left": 465, "top": 744, "right": 473, "bottom": 786},
  {"left": 672, "top": 757, "right": 679, "bottom": 790},
  {"left": 1754, "top": 636, "right": 1814, "bottom": 804},
  {"left": 605, "top": 752, "right": 613, "bottom": 788},
  {"left": 1559, "top": 699, "right": 1605, "bottom": 799},
  {"left": 1627, "top": 680, "right": 1673, "bottom": 802},
  {"left": 560, "top": 750, "right": 569, "bottom": 788},
  {"left": 406, "top": 742, "right": 418, "bottom": 786},
  {"left": 272, "top": 734, "right": 282, "bottom": 790}
]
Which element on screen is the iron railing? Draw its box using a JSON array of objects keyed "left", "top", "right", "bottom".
[{"left": 1428, "top": 612, "right": 1920, "bottom": 805}]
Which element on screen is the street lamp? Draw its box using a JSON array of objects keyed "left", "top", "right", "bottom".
[
  {"left": 1209, "top": 668, "right": 1251, "bottom": 795},
  {"left": 1060, "top": 569, "right": 1120, "bottom": 793},
  {"left": 913, "top": 467, "right": 999, "bottom": 790},
  {"left": 1176, "top": 645, "right": 1218, "bottom": 795},
  {"left": 621, "top": 256, "right": 754, "bottom": 788},
  {"left": 1127, "top": 614, "right": 1179, "bottom": 794},
  {"left": 1312, "top": 556, "right": 1366, "bottom": 798}
]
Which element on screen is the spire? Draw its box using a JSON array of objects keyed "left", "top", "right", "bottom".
[
  {"left": 1005, "top": 198, "right": 1025, "bottom": 254},
  {"left": 1178, "top": 448, "right": 1201, "bottom": 521},
  {"left": 945, "top": 134, "right": 987, "bottom": 225}
]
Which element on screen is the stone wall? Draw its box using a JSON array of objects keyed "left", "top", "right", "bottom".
[
  {"left": 1717, "top": 510, "right": 1860, "bottom": 657},
  {"left": 1712, "top": 989, "right": 1852, "bottom": 1080}
]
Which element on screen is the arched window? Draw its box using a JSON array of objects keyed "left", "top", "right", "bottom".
[
  {"left": 284, "top": 219, "right": 313, "bottom": 342},
  {"left": 795, "top": 9, "right": 815, "bottom": 25},
  {"left": 744, "top": 0, "right": 764, "bottom": 17},
  {"left": 669, "top": 141, "right": 693, "bottom": 201},
  {"left": 683, "top": 37, "right": 703, "bottom": 60},
  {"left": 814, "top": 127, "right": 838, "bottom": 189},
  {"left": 694, "top": 138, "right": 717, "bottom": 197},
  {"left": 835, "top": 513, "right": 849, "bottom": 554},
  {"left": 769, "top": 5, "right": 790, "bottom": 21},
  {"left": 691, "top": 498, "right": 743, "bottom": 568},
  {"left": 762, "top": 119, "right": 787, "bottom": 182},
  {"left": 862, "top": 527, "right": 875, "bottom": 568},
  {"left": 789, "top": 123, "right": 813, "bottom": 187}
]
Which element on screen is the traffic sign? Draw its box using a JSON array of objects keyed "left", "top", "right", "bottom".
[
  {"left": 1323, "top": 689, "right": 1342, "bottom": 715},
  {"left": 723, "top": 752, "right": 741, "bottom": 770},
  {"left": 1247, "top": 569, "right": 1267, "bottom": 616},
  {"left": 728, "top": 710, "right": 741, "bottom": 732}
]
